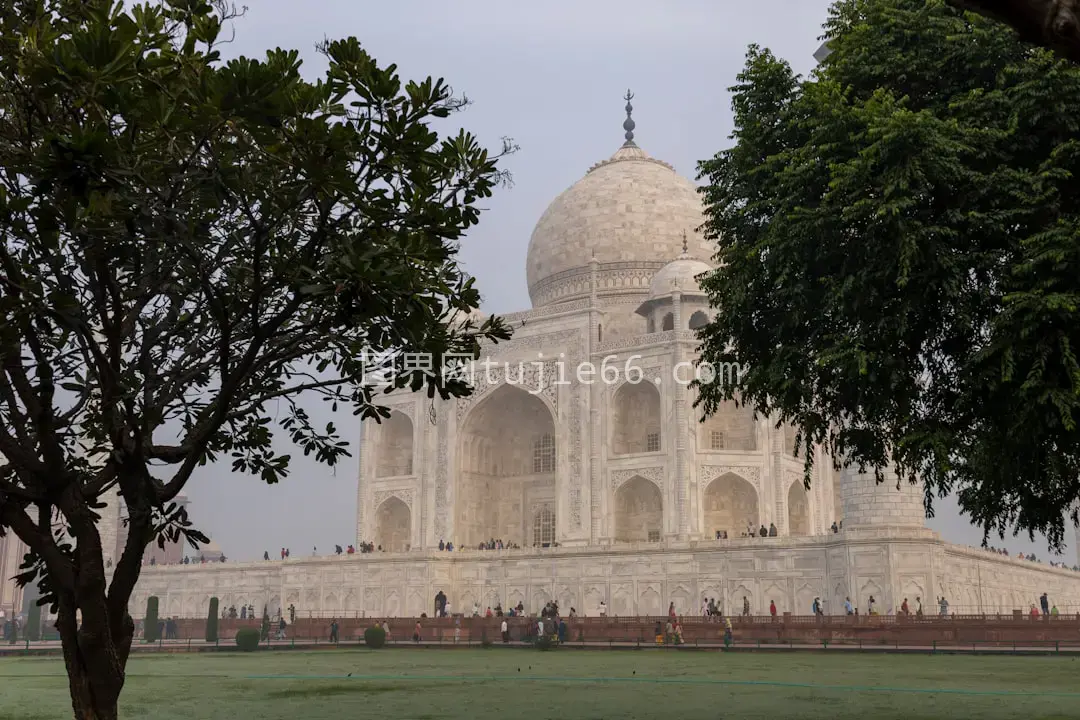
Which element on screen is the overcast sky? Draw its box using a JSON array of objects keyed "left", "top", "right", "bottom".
[{"left": 180, "top": 0, "right": 1078, "bottom": 564}]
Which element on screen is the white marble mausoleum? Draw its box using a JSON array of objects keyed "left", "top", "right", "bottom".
[{"left": 126, "top": 100, "right": 1080, "bottom": 620}]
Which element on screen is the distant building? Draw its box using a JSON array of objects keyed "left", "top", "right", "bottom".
[
  {"left": 144, "top": 494, "right": 191, "bottom": 566},
  {"left": 0, "top": 532, "right": 26, "bottom": 618},
  {"left": 192, "top": 538, "right": 223, "bottom": 563},
  {"left": 814, "top": 41, "right": 832, "bottom": 64}
]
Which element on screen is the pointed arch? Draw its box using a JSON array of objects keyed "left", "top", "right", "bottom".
[
  {"left": 787, "top": 480, "right": 811, "bottom": 537},
  {"left": 703, "top": 472, "right": 759, "bottom": 538},
  {"left": 614, "top": 476, "right": 663, "bottom": 542},
  {"left": 376, "top": 411, "right": 414, "bottom": 477},
  {"left": 688, "top": 310, "right": 709, "bottom": 330},
  {"left": 661, "top": 312, "right": 674, "bottom": 331},
  {"left": 612, "top": 381, "right": 661, "bottom": 455},
  {"left": 458, "top": 383, "right": 556, "bottom": 547},
  {"left": 375, "top": 496, "right": 412, "bottom": 552}
]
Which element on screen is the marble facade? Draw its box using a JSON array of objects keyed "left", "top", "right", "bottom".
[{"left": 129, "top": 124, "right": 1080, "bottom": 619}]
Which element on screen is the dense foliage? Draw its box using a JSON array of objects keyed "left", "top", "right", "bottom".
[
  {"left": 363, "top": 625, "right": 386, "bottom": 649},
  {"left": 205, "top": 598, "right": 219, "bottom": 643},
  {"left": 695, "top": 0, "right": 1080, "bottom": 548},
  {"left": 0, "top": 1, "right": 511, "bottom": 717},
  {"left": 234, "top": 627, "right": 260, "bottom": 652}
]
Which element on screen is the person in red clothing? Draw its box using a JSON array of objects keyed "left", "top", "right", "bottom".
[
  {"left": 769, "top": 600, "right": 777, "bottom": 617},
  {"left": 668, "top": 602, "right": 676, "bottom": 620}
]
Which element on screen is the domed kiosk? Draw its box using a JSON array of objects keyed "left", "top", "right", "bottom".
[{"left": 131, "top": 92, "right": 1080, "bottom": 626}]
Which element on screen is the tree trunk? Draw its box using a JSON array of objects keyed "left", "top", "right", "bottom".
[
  {"left": 56, "top": 595, "right": 134, "bottom": 720},
  {"left": 948, "top": 0, "right": 1080, "bottom": 63}
]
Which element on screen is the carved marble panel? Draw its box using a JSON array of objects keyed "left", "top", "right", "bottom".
[
  {"left": 700, "top": 464, "right": 762, "bottom": 490},
  {"left": 373, "top": 488, "right": 416, "bottom": 511},
  {"left": 611, "top": 466, "right": 665, "bottom": 492}
]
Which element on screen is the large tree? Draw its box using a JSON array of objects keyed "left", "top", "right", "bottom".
[
  {"left": 696, "top": 0, "right": 1080, "bottom": 548},
  {"left": 0, "top": 1, "right": 510, "bottom": 718}
]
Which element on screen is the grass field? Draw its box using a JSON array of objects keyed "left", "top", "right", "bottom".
[{"left": 2, "top": 648, "right": 1080, "bottom": 719}]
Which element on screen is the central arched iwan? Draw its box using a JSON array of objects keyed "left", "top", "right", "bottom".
[{"left": 457, "top": 384, "right": 556, "bottom": 547}]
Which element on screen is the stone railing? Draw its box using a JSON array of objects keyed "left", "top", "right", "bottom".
[{"left": 595, "top": 330, "right": 698, "bottom": 354}]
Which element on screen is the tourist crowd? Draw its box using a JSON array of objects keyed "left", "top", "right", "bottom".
[{"left": 977, "top": 545, "right": 1080, "bottom": 573}]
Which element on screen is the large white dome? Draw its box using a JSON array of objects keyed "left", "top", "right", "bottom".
[{"left": 525, "top": 143, "right": 712, "bottom": 307}]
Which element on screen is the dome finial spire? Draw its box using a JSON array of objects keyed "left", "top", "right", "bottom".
[{"left": 622, "top": 89, "right": 636, "bottom": 147}]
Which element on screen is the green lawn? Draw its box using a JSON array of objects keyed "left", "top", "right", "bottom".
[{"left": 2, "top": 648, "right": 1079, "bottom": 719}]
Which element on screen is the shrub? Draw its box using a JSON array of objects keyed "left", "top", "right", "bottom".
[
  {"left": 26, "top": 604, "right": 41, "bottom": 642},
  {"left": 480, "top": 628, "right": 492, "bottom": 648},
  {"left": 143, "top": 596, "right": 159, "bottom": 642},
  {"left": 261, "top": 608, "right": 270, "bottom": 641},
  {"left": 235, "top": 627, "right": 261, "bottom": 652},
  {"left": 363, "top": 625, "right": 386, "bottom": 649},
  {"left": 206, "top": 598, "right": 219, "bottom": 642},
  {"left": 536, "top": 635, "right": 555, "bottom": 651}
]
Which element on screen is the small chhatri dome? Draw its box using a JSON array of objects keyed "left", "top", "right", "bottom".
[
  {"left": 648, "top": 231, "right": 712, "bottom": 298},
  {"left": 525, "top": 91, "right": 714, "bottom": 307}
]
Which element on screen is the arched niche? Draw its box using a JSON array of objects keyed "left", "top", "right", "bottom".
[
  {"left": 788, "top": 480, "right": 811, "bottom": 537},
  {"left": 611, "top": 381, "right": 662, "bottom": 455},
  {"left": 457, "top": 384, "right": 556, "bottom": 547},
  {"left": 375, "top": 411, "right": 414, "bottom": 478},
  {"left": 614, "top": 476, "right": 663, "bottom": 543},
  {"left": 703, "top": 473, "right": 759, "bottom": 538},
  {"left": 661, "top": 312, "right": 674, "bottom": 331},
  {"left": 699, "top": 398, "right": 756, "bottom": 451},
  {"left": 688, "top": 310, "right": 709, "bottom": 330},
  {"left": 375, "top": 496, "right": 411, "bottom": 551}
]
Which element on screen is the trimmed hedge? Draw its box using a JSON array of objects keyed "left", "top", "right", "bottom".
[
  {"left": 235, "top": 627, "right": 261, "bottom": 652},
  {"left": 143, "top": 596, "right": 159, "bottom": 642},
  {"left": 363, "top": 625, "right": 386, "bottom": 649},
  {"left": 26, "top": 604, "right": 41, "bottom": 642},
  {"left": 206, "top": 597, "right": 219, "bottom": 642},
  {"left": 536, "top": 635, "right": 555, "bottom": 651}
]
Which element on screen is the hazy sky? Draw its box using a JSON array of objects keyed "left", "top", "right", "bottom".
[{"left": 180, "top": 0, "right": 1078, "bottom": 564}]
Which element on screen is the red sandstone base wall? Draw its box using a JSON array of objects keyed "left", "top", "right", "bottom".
[{"left": 167, "top": 614, "right": 1080, "bottom": 647}]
